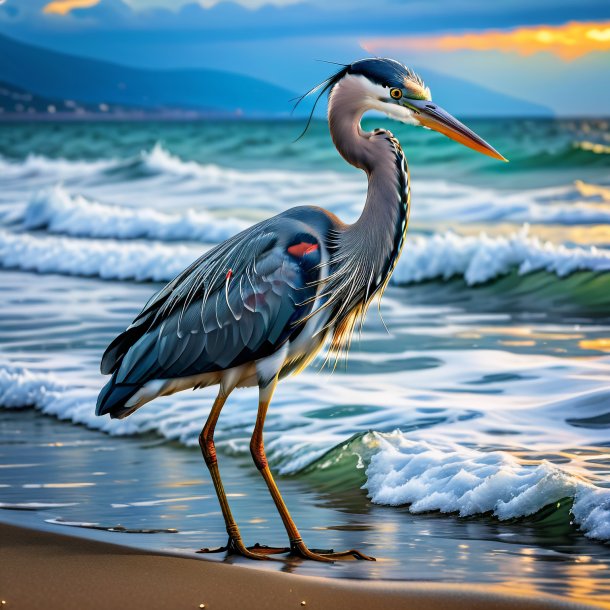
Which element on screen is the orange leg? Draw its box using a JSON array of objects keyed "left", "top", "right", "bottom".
[
  {"left": 196, "top": 390, "right": 272, "bottom": 560},
  {"left": 250, "top": 378, "right": 375, "bottom": 562}
]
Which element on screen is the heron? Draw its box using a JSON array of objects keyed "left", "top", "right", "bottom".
[{"left": 96, "top": 58, "right": 505, "bottom": 562}]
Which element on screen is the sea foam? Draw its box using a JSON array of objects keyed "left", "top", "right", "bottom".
[
  {"left": 6, "top": 147, "right": 610, "bottom": 228},
  {"left": 0, "top": 229, "right": 202, "bottom": 281},
  {"left": 392, "top": 226, "right": 610, "bottom": 285},
  {"left": 3, "top": 224, "right": 610, "bottom": 286},
  {"left": 1, "top": 363, "right": 608, "bottom": 541},
  {"left": 24, "top": 185, "right": 250, "bottom": 242},
  {"left": 362, "top": 431, "right": 610, "bottom": 541},
  {"left": 0, "top": 152, "right": 115, "bottom": 179}
]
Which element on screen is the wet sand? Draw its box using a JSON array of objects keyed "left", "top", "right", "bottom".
[
  {"left": 0, "top": 522, "right": 605, "bottom": 610},
  {"left": 2, "top": 408, "right": 610, "bottom": 607}
]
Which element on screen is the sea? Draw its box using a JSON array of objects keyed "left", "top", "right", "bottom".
[{"left": 1, "top": 118, "right": 609, "bottom": 604}]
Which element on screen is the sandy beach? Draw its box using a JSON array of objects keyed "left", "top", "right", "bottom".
[{"left": 1, "top": 522, "right": 606, "bottom": 610}]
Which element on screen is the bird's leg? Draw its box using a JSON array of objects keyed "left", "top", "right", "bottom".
[
  {"left": 196, "top": 390, "right": 269, "bottom": 560},
  {"left": 250, "top": 378, "right": 375, "bottom": 562}
]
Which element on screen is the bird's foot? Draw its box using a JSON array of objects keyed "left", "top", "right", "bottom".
[
  {"left": 289, "top": 538, "right": 375, "bottom": 562},
  {"left": 248, "top": 542, "right": 291, "bottom": 555},
  {"left": 197, "top": 537, "right": 287, "bottom": 560},
  {"left": 197, "top": 537, "right": 374, "bottom": 562}
]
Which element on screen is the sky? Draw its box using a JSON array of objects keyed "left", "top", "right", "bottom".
[{"left": 1, "top": 0, "right": 609, "bottom": 115}]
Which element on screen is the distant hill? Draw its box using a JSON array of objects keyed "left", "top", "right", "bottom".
[
  {"left": 0, "top": 32, "right": 297, "bottom": 117},
  {"left": 0, "top": 32, "right": 551, "bottom": 119},
  {"left": 0, "top": 81, "right": 184, "bottom": 119}
]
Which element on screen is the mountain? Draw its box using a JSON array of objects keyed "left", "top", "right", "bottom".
[
  {"left": 0, "top": 31, "right": 551, "bottom": 119},
  {"left": 0, "top": 32, "right": 297, "bottom": 117},
  {"left": 0, "top": 81, "right": 183, "bottom": 119}
]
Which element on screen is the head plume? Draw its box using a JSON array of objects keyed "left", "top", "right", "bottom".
[{"left": 293, "top": 58, "right": 429, "bottom": 140}]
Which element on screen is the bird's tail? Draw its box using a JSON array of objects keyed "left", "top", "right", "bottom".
[{"left": 96, "top": 371, "right": 140, "bottom": 420}]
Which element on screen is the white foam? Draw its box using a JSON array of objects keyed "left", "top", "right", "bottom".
[
  {"left": 0, "top": 366, "right": 66, "bottom": 409},
  {"left": 2, "top": 224, "right": 610, "bottom": 285},
  {"left": 0, "top": 152, "right": 114, "bottom": 179},
  {"left": 363, "top": 431, "right": 610, "bottom": 540},
  {"left": 1, "top": 146, "right": 365, "bottom": 221},
  {"left": 0, "top": 365, "right": 144, "bottom": 435},
  {"left": 413, "top": 180, "right": 610, "bottom": 226},
  {"left": 2, "top": 362, "right": 609, "bottom": 541},
  {"left": 24, "top": 185, "right": 250, "bottom": 242},
  {"left": 0, "top": 229, "right": 202, "bottom": 282},
  {"left": 136, "top": 143, "right": 347, "bottom": 192},
  {"left": 393, "top": 226, "right": 610, "bottom": 285},
  {"left": 5, "top": 146, "right": 610, "bottom": 228}
]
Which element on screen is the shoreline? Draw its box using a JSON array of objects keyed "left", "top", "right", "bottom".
[{"left": 0, "top": 522, "right": 605, "bottom": 610}]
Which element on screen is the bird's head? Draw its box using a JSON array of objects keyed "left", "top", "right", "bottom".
[{"left": 315, "top": 58, "right": 506, "bottom": 161}]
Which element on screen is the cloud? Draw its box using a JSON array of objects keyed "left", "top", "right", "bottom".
[
  {"left": 43, "top": 0, "right": 101, "bottom": 15},
  {"left": 362, "top": 20, "right": 610, "bottom": 61},
  {"left": 123, "top": 0, "right": 301, "bottom": 8}
]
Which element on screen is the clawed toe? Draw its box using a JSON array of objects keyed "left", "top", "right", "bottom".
[
  {"left": 248, "top": 543, "right": 291, "bottom": 555},
  {"left": 197, "top": 537, "right": 374, "bottom": 562},
  {"left": 197, "top": 537, "right": 274, "bottom": 560},
  {"left": 197, "top": 544, "right": 229, "bottom": 554},
  {"left": 290, "top": 538, "right": 375, "bottom": 562},
  {"left": 325, "top": 548, "right": 376, "bottom": 561}
]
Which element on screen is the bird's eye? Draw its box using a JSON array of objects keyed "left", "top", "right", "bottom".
[{"left": 390, "top": 88, "right": 403, "bottom": 100}]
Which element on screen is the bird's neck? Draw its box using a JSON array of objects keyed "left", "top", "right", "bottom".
[
  {"left": 327, "top": 79, "right": 411, "bottom": 292},
  {"left": 315, "top": 79, "right": 411, "bottom": 361}
]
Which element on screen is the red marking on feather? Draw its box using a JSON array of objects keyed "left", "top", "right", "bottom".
[
  {"left": 287, "top": 242, "right": 318, "bottom": 257},
  {"left": 226, "top": 269, "right": 233, "bottom": 281}
]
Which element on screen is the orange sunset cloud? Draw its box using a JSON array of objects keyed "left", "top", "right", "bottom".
[
  {"left": 362, "top": 21, "right": 610, "bottom": 62},
  {"left": 43, "top": 0, "right": 101, "bottom": 15}
]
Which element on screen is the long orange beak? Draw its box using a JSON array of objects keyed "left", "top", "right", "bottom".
[{"left": 407, "top": 100, "right": 507, "bottom": 161}]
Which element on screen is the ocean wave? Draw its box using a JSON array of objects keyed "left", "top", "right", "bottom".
[
  {"left": 0, "top": 365, "right": 144, "bottom": 436},
  {"left": 2, "top": 225, "right": 610, "bottom": 287},
  {"left": 127, "top": 143, "right": 337, "bottom": 186},
  {"left": 0, "top": 153, "right": 115, "bottom": 179},
  {"left": 24, "top": 185, "right": 250, "bottom": 242},
  {"left": 6, "top": 145, "right": 610, "bottom": 230},
  {"left": 0, "top": 144, "right": 295, "bottom": 183},
  {"left": 508, "top": 140, "right": 610, "bottom": 169},
  {"left": 573, "top": 140, "right": 610, "bottom": 156},
  {"left": 299, "top": 430, "right": 610, "bottom": 542},
  {"left": 0, "top": 144, "right": 348, "bottom": 191},
  {"left": 1, "top": 363, "right": 608, "bottom": 541},
  {"left": 0, "top": 229, "right": 201, "bottom": 281},
  {"left": 393, "top": 227, "right": 610, "bottom": 285},
  {"left": 0, "top": 366, "right": 67, "bottom": 409},
  {"left": 362, "top": 431, "right": 609, "bottom": 541},
  {"left": 415, "top": 180, "right": 610, "bottom": 226},
  {"left": 22, "top": 182, "right": 610, "bottom": 248}
]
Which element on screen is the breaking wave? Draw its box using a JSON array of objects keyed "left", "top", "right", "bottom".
[
  {"left": 4, "top": 146, "right": 610, "bottom": 230},
  {"left": 0, "top": 230, "right": 201, "bottom": 282},
  {"left": 1, "top": 363, "right": 608, "bottom": 541},
  {"left": 23, "top": 185, "right": 250, "bottom": 242},
  {"left": 332, "top": 431, "right": 610, "bottom": 541},
  {"left": 0, "top": 153, "right": 115, "bottom": 179},
  {"left": 392, "top": 226, "right": 610, "bottom": 285},
  {"left": 20, "top": 182, "right": 610, "bottom": 247},
  {"left": 2, "top": 224, "right": 610, "bottom": 288}
]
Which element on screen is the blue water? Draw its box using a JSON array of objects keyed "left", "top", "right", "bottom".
[{"left": 0, "top": 118, "right": 609, "bottom": 604}]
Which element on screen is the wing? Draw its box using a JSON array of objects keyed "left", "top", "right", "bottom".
[{"left": 101, "top": 214, "right": 324, "bottom": 386}]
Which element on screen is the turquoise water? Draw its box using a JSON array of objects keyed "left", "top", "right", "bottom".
[
  {"left": 0, "top": 118, "right": 609, "bottom": 603},
  {"left": 1, "top": 118, "right": 609, "bottom": 186}
]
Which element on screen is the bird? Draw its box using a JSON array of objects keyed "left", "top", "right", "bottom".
[{"left": 96, "top": 58, "right": 505, "bottom": 562}]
